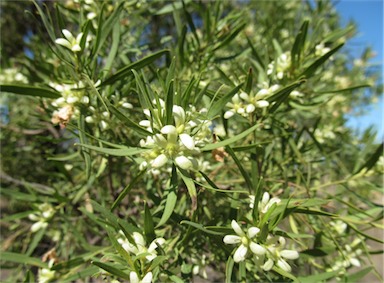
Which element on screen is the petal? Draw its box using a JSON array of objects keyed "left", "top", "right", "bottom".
[
  {"left": 71, "top": 44, "right": 81, "bottom": 52},
  {"left": 350, "top": 258, "right": 360, "bottom": 267},
  {"left": 148, "top": 238, "right": 165, "bottom": 252},
  {"left": 130, "top": 271, "right": 139, "bottom": 283},
  {"left": 231, "top": 220, "right": 245, "bottom": 237},
  {"left": 62, "top": 29, "right": 75, "bottom": 42},
  {"left": 255, "top": 100, "right": 269, "bottom": 108},
  {"left": 142, "top": 272, "right": 153, "bottom": 283},
  {"left": 152, "top": 133, "right": 166, "bottom": 146},
  {"left": 132, "top": 232, "right": 146, "bottom": 246},
  {"left": 55, "top": 38, "right": 72, "bottom": 49},
  {"left": 161, "top": 125, "right": 177, "bottom": 135},
  {"left": 175, "top": 156, "right": 193, "bottom": 170},
  {"left": 277, "top": 259, "right": 291, "bottom": 272},
  {"left": 223, "top": 235, "right": 241, "bottom": 245},
  {"left": 75, "top": 32, "right": 84, "bottom": 43},
  {"left": 179, "top": 134, "right": 195, "bottom": 150},
  {"left": 246, "top": 104, "right": 255, "bottom": 113},
  {"left": 224, "top": 110, "right": 235, "bottom": 119},
  {"left": 262, "top": 258, "right": 274, "bottom": 271},
  {"left": 249, "top": 242, "right": 266, "bottom": 255},
  {"left": 280, "top": 250, "right": 299, "bottom": 260},
  {"left": 247, "top": 227, "right": 260, "bottom": 238},
  {"left": 151, "top": 154, "right": 168, "bottom": 168},
  {"left": 239, "top": 92, "right": 249, "bottom": 100},
  {"left": 233, "top": 244, "right": 248, "bottom": 262}
]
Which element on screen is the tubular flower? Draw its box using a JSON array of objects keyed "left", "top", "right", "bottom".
[
  {"left": 261, "top": 235, "right": 299, "bottom": 273},
  {"left": 223, "top": 220, "right": 266, "bottom": 263},
  {"left": 117, "top": 231, "right": 165, "bottom": 262},
  {"left": 55, "top": 29, "right": 83, "bottom": 52}
]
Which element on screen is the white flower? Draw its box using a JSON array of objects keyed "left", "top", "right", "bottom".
[
  {"left": 28, "top": 203, "right": 55, "bottom": 233},
  {"left": 55, "top": 29, "right": 83, "bottom": 52},
  {"left": 329, "top": 220, "right": 347, "bottom": 235},
  {"left": 267, "top": 52, "right": 291, "bottom": 79},
  {"left": 249, "top": 192, "right": 281, "bottom": 215},
  {"left": 38, "top": 260, "right": 56, "bottom": 283},
  {"left": 315, "top": 43, "right": 331, "bottom": 57},
  {"left": 259, "top": 192, "right": 281, "bottom": 214},
  {"left": 130, "top": 271, "right": 153, "bottom": 283},
  {"left": 118, "top": 231, "right": 165, "bottom": 262},
  {"left": 261, "top": 235, "right": 299, "bottom": 273},
  {"left": 223, "top": 220, "right": 266, "bottom": 263}
]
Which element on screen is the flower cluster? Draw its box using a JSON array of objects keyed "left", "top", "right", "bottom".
[
  {"left": 326, "top": 239, "right": 363, "bottom": 274},
  {"left": 117, "top": 231, "right": 165, "bottom": 262},
  {"left": 267, "top": 52, "right": 291, "bottom": 80},
  {"left": 223, "top": 220, "right": 299, "bottom": 272},
  {"left": 224, "top": 83, "right": 279, "bottom": 119},
  {"left": 139, "top": 100, "right": 211, "bottom": 173},
  {"left": 0, "top": 68, "right": 28, "bottom": 84},
  {"left": 28, "top": 203, "right": 55, "bottom": 232},
  {"left": 223, "top": 220, "right": 265, "bottom": 263},
  {"left": 49, "top": 82, "right": 88, "bottom": 127},
  {"left": 257, "top": 235, "right": 299, "bottom": 272}
]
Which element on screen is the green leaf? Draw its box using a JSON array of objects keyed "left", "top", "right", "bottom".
[
  {"left": 246, "top": 36, "right": 265, "bottom": 68},
  {"left": 178, "top": 169, "right": 197, "bottom": 211},
  {"left": 103, "top": 22, "right": 121, "bottom": 76},
  {"left": 315, "top": 84, "right": 371, "bottom": 94},
  {"left": 155, "top": 0, "right": 192, "bottom": 15},
  {"left": 225, "top": 145, "right": 253, "bottom": 192},
  {"left": 291, "top": 20, "right": 309, "bottom": 67},
  {"left": 207, "top": 84, "right": 243, "bottom": 119},
  {"left": 156, "top": 166, "right": 178, "bottom": 227},
  {"left": 101, "top": 49, "right": 170, "bottom": 86},
  {"left": 1, "top": 252, "right": 48, "bottom": 268},
  {"left": 47, "top": 152, "right": 80, "bottom": 161},
  {"left": 91, "top": 2, "right": 124, "bottom": 61},
  {"left": 300, "top": 43, "right": 344, "bottom": 78},
  {"left": 91, "top": 200, "right": 120, "bottom": 229},
  {"left": 272, "top": 266, "right": 299, "bottom": 282},
  {"left": 75, "top": 143, "right": 148, "bottom": 157},
  {"left": 0, "top": 84, "right": 60, "bottom": 99},
  {"left": 26, "top": 228, "right": 46, "bottom": 256},
  {"left": 344, "top": 266, "right": 373, "bottom": 282},
  {"left": 244, "top": 68, "right": 253, "bottom": 94},
  {"left": 111, "top": 170, "right": 146, "bottom": 211},
  {"left": 61, "top": 266, "right": 99, "bottom": 283},
  {"left": 78, "top": 115, "right": 91, "bottom": 179},
  {"left": 298, "top": 270, "right": 340, "bottom": 283},
  {"left": 354, "top": 142, "right": 383, "bottom": 174},
  {"left": 225, "top": 256, "right": 235, "bottom": 283},
  {"left": 107, "top": 103, "right": 152, "bottom": 137},
  {"left": 92, "top": 261, "right": 130, "bottom": 280},
  {"left": 180, "top": 220, "right": 224, "bottom": 235},
  {"left": 202, "top": 122, "right": 261, "bottom": 151},
  {"left": 213, "top": 22, "right": 246, "bottom": 51},
  {"left": 144, "top": 203, "right": 156, "bottom": 243},
  {"left": 106, "top": 226, "right": 134, "bottom": 267},
  {"left": 267, "top": 79, "right": 306, "bottom": 113}
]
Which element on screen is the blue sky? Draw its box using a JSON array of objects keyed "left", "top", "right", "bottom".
[{"left": 335, "top": 0, "right": 383, "bottom": 141}]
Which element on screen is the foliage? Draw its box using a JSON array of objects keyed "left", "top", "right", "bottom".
[{"left": 0, "top": 0, "right": 383, "bottom": 282}]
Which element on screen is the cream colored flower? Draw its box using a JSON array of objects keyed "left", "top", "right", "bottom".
[
  {"left": 55, "top": 29, "right": 83, "bottom": 52},
  {"left": 223, "top": 220, "right": 266, "bottom": 263}
]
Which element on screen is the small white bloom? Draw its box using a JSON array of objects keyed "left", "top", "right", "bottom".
[
  {"left": 175, "top": 155, "right": 193, "bottom": 170},
  {"left": 151, "top": 154, "right": 168, "bottom": 168},
  {"left": 55, "top": 29, "right": 83, "bottom": 52},
  {"left": 223, "top": 220, "right": 265, "bottom": 262}
]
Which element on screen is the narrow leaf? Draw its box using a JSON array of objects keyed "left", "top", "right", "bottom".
[{"left": 0, "top": 84, "right": 60, "bottom": 99}]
